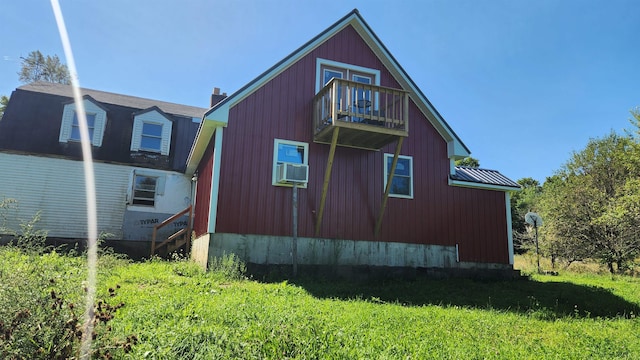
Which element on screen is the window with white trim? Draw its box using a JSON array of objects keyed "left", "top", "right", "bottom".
[
  {"left": 140, "top": 122, "right": 163, "bottom": 152},
  {"left": 316, "top": 59, "right": 381, "bottom": 121},
  {"left": 384, "top": 153, "right": 413, "bottom": 198},
  {"left": 59, "top": 97, "right": 107, "bottom": 146},
  {"left": 132, "top": 174, "right": 158, "bottom": 206},
  {"left": 315, "top": 58, "right": 380, "bottom": 93},
  {"left": 130, "top": 108, "right": 173, "bottom": 155},
  {"left": 70, "top": 112, "right": 96, "bottom": 141},
  {"left": 272, "top": 139, "right": 309, "bottom": 187}
]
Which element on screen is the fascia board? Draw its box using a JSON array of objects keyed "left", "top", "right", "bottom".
[
  {"left": 185, "top": 103, "right": 231, "bottom": 175},
  {"left": 448, "top": 141, "right": 471, "bottom": 159},
  {"left": 185, "top": 119, "right": 217, "bottom": 175},
  {"left": 349, "top": 18, "right": 471, "bottom": 158},
  {"left": 448, "top": 178, "right": 522, "bottom": 192}
]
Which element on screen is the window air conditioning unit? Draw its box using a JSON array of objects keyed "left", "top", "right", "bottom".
[{"left": 276, "top": 163, "right": 309, "bottom": 184}]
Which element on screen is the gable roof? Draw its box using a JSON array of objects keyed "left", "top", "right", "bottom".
[
  {"left": 186, "top": 9, "right": 471, "bottom": 174},
  {"left": 63, "top": 94, "right": 110, "bottom": 112},
  {"left": 451, "top": 166, "right": 521, "bottom": 190},
  {"left": 19, "top": 82, "right": 206, "bottom": 119},
  {"left": 132, "top": 105, "right": 173, "bottom": 120}
]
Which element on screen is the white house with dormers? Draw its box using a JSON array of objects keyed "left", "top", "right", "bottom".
[{"left": 0, "top": 82, "right": 206, "bottom": 255}]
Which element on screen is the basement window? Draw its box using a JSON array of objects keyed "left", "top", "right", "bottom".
[{"left": 384, "top": 153, "right": 413, "bottom": 199}]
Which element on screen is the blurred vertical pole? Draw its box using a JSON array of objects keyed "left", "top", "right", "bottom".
[{"left": 50, "top": 2, "right": 98, "bottom": 358}]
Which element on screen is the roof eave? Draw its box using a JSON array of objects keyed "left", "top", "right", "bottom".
[
  {"left": 192, "top": 8, "right": 473, "bottom": 168},
  {"left": 348, "top": 13, "right": 471, "bottom": 158},
  {"left": 448, "top": 178, "right": 522, "bottom": 192}
]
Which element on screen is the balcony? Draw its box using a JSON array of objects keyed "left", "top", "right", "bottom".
[{"left": 313, "top": 78, "right": 409, "bottom": 150}]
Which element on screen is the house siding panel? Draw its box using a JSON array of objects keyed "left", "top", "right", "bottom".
[
  {"left": 193, "top": 136, "right": 214, "bottom": 236},
  {"left": 214, "top": 25, "right": 509, "bottom": 264},
  {"left": 0, "top": 152, "right": 191, "bottom": 241}
]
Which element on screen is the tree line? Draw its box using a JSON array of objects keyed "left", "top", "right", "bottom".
[{"left": 510, "top": 110, "right": 640, "bottom": 274}]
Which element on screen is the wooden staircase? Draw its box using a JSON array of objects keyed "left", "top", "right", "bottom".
[{"left": 150, "top": 205, "right": 193, "bottom": 257}]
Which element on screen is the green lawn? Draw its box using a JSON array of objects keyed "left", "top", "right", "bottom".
[{"left": 1, "top": 248, "right": 639, "bottom": 359}]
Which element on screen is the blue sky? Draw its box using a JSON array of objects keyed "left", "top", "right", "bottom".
[{"left": 1, "top": 0, "right": 639, "bottom": 183}]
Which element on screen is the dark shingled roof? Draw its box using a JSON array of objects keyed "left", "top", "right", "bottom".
[
  {"left": 451, "top": 166, "right": 521, "bottom": 189},
  {"left": 19, "top": 82, "right": 206, "bottom": 119},
  {"left": 0, "top": 82, "right": 205, "bottom": 172}
]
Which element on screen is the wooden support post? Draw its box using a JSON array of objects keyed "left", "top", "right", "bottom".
[
  {"left": 374, "top": 136, "right": 404, "bottom": 237},
  {"left": 150, "top": 227, "right": 157, "bottom": 257},
  {"left": 186, "top": 205, "right": 193, "bottom": 255},
  {"left": 315, "top": 127, "right": 340, "bottom": 236}
]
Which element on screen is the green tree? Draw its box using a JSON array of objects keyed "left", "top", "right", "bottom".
[
  {"left": 510, "top": 177, "right": 542, "bottom": 253},
  {"left": 538, "top": 129, "right": 640, "bottom": 273},
  {"left": 455, "top": 156, "right": 480, "bottom": 168},
  {"left": 0, "top": 95, "right": 8, "bottom": 120},
  {"left": 18, "top": 50, "right": 70, "bottom": 84}
]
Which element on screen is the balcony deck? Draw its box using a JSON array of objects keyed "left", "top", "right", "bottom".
[{"left": 313, "top": 78, "right": 409, "bottom": 150}]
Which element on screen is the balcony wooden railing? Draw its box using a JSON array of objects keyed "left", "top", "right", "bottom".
[
  {"left": 150, "top": 205, "right": 193, "bottom": 257},
  {"left": 313, "top": 78, "right": 409, "bottom": 150}
]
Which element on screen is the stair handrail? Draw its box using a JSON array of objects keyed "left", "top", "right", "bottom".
[{"left": 150, "top": 205, "right": 193, "bottom": 256}]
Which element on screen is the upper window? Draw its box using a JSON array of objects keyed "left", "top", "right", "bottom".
[
  {"left": 130, "top": 107, "right": 173, "bottom": 155},
  {"left": 59, "top": 96, "right": 107, "bottom": 146},
  {"left": 384, "top": 153, "right": 413, "bottom": 199},
  {"left": 315, "top": 58, "right": 380, "bottom": 93},
  {"left": 272, "top": 139, "right": 309, "bottom": 187},
  {"left": 70, "top": 113, "right": 96, "bottom": 141},
  {"left": 140, "top": 122, "right": 163, "bottom": 152}
]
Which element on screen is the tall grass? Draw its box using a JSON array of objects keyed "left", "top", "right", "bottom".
[{"left": 2, "top": 249, "right": 639, "bottom": 359}]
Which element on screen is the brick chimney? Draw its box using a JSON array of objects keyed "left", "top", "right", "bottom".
[{"left": 210, "top": 87, "right": 227, "bottom": 107}]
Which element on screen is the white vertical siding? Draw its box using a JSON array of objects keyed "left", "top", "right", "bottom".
[{"left": 0, "top": 153, "right": 191, "bottom": 240}]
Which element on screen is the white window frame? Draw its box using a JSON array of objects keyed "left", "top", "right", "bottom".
[
  {"left": 128, "top": 170, "right": 166, "bottom": 207},
  {"left": 70, "top": 112, "right": 96, "bottom": 142},
  {"left": 272, "top": 139, "right": 309, "bottom": 188},
  {"left": 132, "top": 174, "right": 158, "bottom": 207},
  {"left": 59, "top": 98, "right": 107, "bottom": 146},
  {"left": 315, "top": 58, "right": 380, "bottom": 93},
  {"left": 139, "top": 122, "right": 164, "bottom": 152},
  {"left": 130, "top": 109, "right": 173, "bottom": 155},
  {"left": 383, "top": 153, "right": 414, "bottom": 199}
]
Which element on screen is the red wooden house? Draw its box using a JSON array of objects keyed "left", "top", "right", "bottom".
[{"left": 187, "top": 10, "right": 520, "bottom": 277}]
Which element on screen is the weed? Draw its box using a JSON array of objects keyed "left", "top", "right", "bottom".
[
  {"left": 209, "top": 252, "right": 247, "bottom": 281},
  {"left": 0, "top": 248, "right": 135, "bottom": 359}
]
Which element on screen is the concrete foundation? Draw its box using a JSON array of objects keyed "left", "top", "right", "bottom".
[{"left": 192, "top": 233, "right": 515, "bottom": 280}]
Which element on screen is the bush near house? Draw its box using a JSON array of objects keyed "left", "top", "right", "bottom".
[{"left": 1, "top": 249, "right": 639, "bottom": 359}]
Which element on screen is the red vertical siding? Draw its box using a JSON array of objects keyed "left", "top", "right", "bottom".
[
  {"left": 193, "top": 135, "right": 214, "bottom": 236},
  {"left": 213, "top": 25, "right": 510, "bottom": 264}
]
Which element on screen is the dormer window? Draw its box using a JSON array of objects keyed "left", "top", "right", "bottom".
[
  {"left": 140, "top": 122, "right": 163, "bottom": 152},
  {"left": 70, "top": 113, "right": 96, "bottom": 141},
  {"left": 130, "top": 107, "right": 173, "bottom": 155},
  {"left": 59, "top": 96, "right": 107, "bottom": 146}
]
